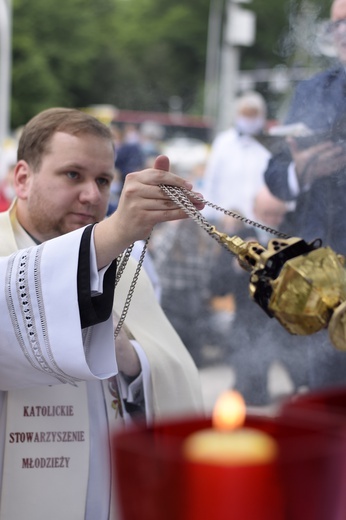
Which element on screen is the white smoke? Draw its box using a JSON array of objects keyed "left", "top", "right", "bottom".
[{"left": 279, "top": 0, "right": 336, "bottom": 61}]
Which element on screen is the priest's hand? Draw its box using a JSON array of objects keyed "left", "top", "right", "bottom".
[
  {"left": 114, "top": 154, "right": 205, "bottom": 243},
  {"left": 94, "top": 155, "right": 205, "bottom": 268}
]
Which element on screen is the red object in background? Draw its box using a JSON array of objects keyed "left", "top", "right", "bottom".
[
  {"left": 281, "top": 386, "right": 346, "bottom": 519},
  {"left": 0, "top": 190, "right": 11, "bottom": 212},
  {"left": 282, "top": 385, "right": 346, "bottom": 419},
  {"left": 112, "top": 395, "right": 346, "bottom": 520}
]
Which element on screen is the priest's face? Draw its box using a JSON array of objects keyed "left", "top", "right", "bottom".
[{"left": 15, "top": 131, "right": 115, "bottom": 242}]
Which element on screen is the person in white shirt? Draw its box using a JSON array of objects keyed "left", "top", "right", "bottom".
[
  {"left": 0, "top": 107, "right": 205, "bottom": 520},
  {"left": 202, "top": 91, "right": 271, "bottom": 222}
]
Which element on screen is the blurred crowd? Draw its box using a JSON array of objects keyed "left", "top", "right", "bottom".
[
  {"left": 4, "top": 2, "right": 346, "bottom": 410},
  {"left": 0, "top": 91, "right": 303, "bottom": 408}
]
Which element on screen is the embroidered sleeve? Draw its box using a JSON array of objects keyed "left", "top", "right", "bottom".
[{"left": 5, "top": 245, "right": 82, "bottom": 384}]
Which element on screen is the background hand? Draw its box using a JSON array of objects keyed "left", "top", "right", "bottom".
[{"left": 288, "top": 137, "right": 346, "bottom": 186}]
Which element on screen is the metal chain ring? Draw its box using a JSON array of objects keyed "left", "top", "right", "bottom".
[
  {"left": 115, "top": 243, "right": 134, "bottom": 285},
  {"left": 113, "top": 234, "right": 150, "bottom": 338}
]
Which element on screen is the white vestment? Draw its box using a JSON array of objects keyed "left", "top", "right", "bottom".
[
  {"left": 202, "top": 128, "right": 271, "bottom": 221},
  {"left": 0, "top": 205, "right": 204, "bottom": 519}
]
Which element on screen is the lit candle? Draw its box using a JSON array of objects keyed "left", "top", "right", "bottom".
[
  {"left": 184, "top": 390, "right": 277, "bottom": 465},
  {"left": 182, "top": 391, "right": 283, "bottom": 520}
]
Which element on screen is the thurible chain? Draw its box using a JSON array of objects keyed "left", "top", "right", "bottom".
[{"left": 114, "top": 185, "right": 290, "bottom": 337}]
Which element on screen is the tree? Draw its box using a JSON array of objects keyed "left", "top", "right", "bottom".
[
  {"left": 92, "top": 0, "right": 211, "bottom": 113},
  {"left": 10, "top": 0, "right": 333, "bottom": 130},
  {"left": 11, "top": 0, "right": 117, "bottom": 127}
]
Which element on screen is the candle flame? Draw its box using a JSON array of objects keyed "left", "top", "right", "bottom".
[{"left": 212, "top": 390, "right": 246, "bottom": 431}]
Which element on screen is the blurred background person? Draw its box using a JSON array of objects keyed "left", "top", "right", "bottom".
[
  {"left": 107, "top": 122, "right": 145, "bottom": 215},
  {"left": 202, "top": 91, "right": 271, "bottom": 223},
  {"left": 265, "top": 0, "right": 346, "bottom": 252},
  {"left": 111, "top": 123, "right": 145, "bottom": 189},
  {"left": 264, "top": 0, "right": 346, "bottom": 392},
  {"left": 151, "top": 217, "right": 218, "bottom": 368},
  {"left": 139, "top": 120, "right": 165, "bottom": 168}
]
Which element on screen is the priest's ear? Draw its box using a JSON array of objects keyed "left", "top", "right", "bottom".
[{"left": 13, "top": 160, "right": 32, "bottom": 200}]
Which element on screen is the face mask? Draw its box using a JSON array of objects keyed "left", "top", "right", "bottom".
[{"left": 235, "top": 115, "right": 265, "bottom": 136}]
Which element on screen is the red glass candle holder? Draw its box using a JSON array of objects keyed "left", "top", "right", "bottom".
[
  {"left": 112, "top": 400, "right": 345, "bottom": 520},
  {"left": 281, "top": 386, "right": 346, "bottom": 519}
]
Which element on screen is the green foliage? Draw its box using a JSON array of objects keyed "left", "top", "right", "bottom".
[
  {"left": 11, "top": 0, "right": 117, "bottom": 127},
  {"left": 109, "top": 0, "right": 210, "bottom": 112},
  {"left": 11, "top": 0, "right": 211, "bottom": 127},
  {"left": 9, "top": 0, "right": 335, "bottom": 129},
  {"left": 241, "top": 0, "right": 288, "bottom": 69}
]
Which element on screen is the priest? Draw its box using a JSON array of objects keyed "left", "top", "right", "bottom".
[{"left": 0, "top": 107, "right": 205, "bottom": 519}]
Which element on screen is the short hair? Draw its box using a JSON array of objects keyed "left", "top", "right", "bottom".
[
  {"left": 17, "top": 107, "right": 113, "bottom": 171},
  {"left": 235, "top": 91, "right": 267, "bottom": 117}
]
